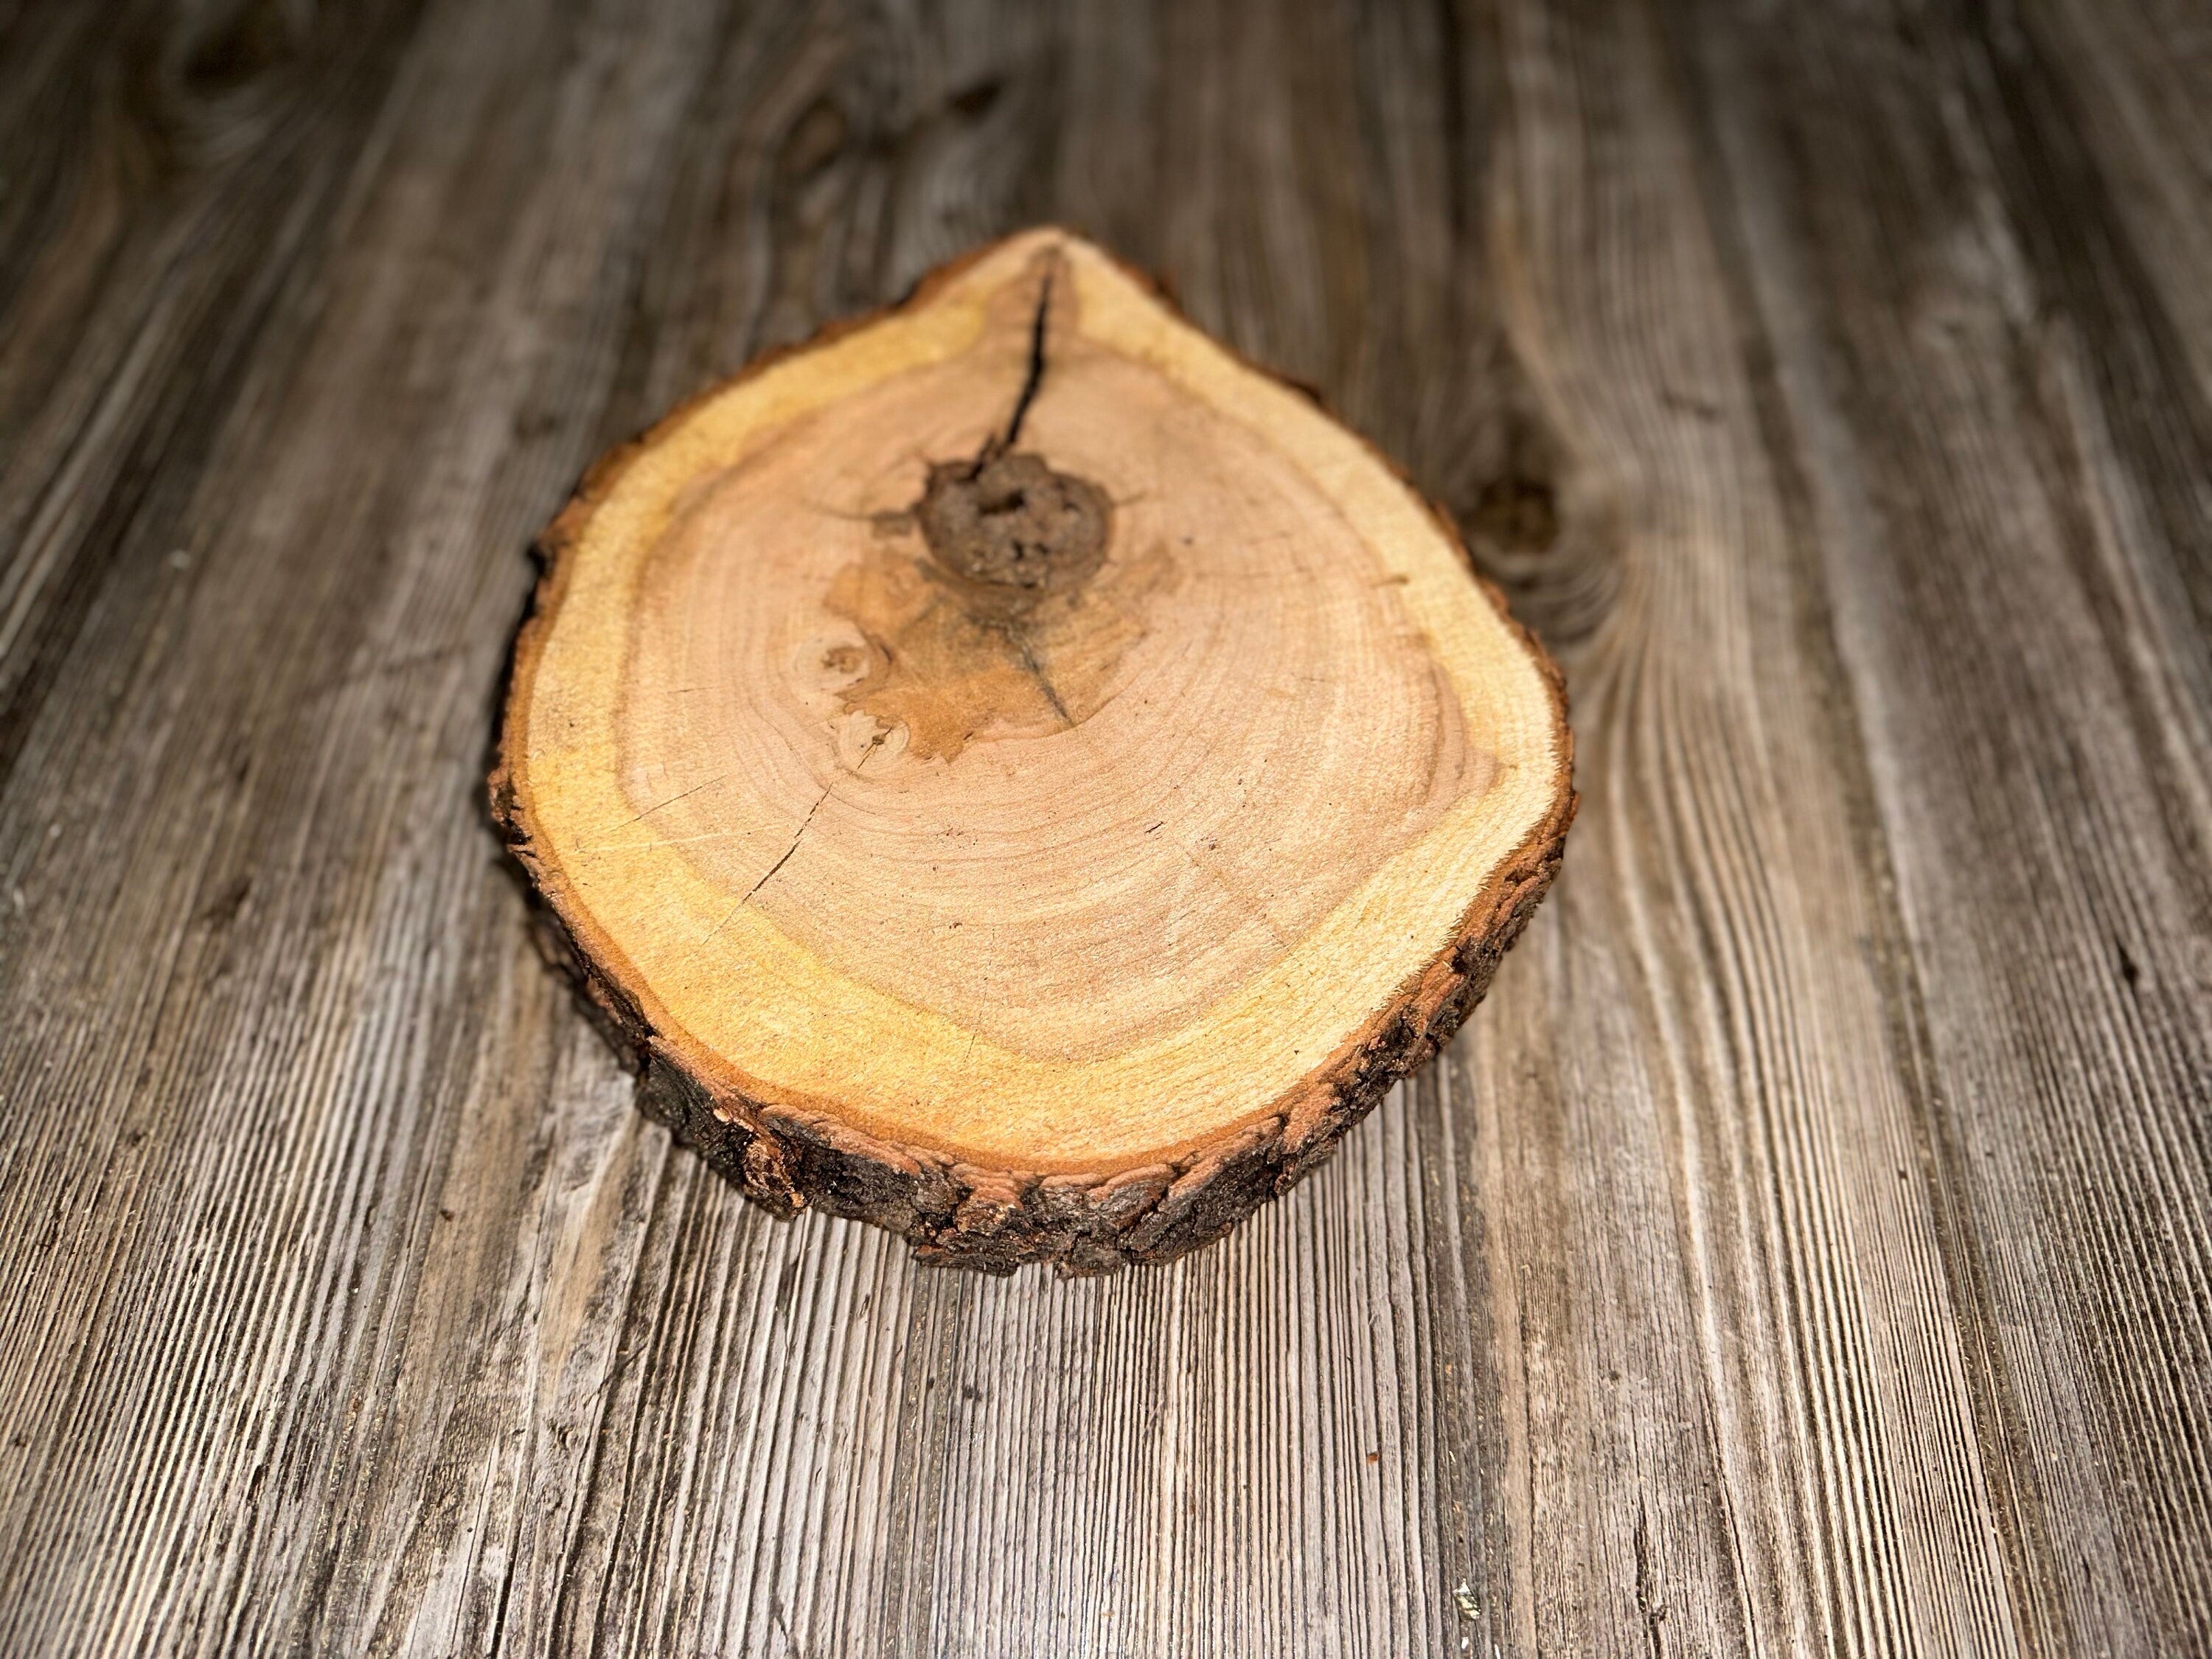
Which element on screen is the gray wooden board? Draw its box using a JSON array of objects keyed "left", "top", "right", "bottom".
[{"left": 0, "top": 0, "right": 2205, "bottom": 1652}]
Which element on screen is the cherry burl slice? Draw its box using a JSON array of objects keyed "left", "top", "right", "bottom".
[{"left": 492, "top": 228, "right": 1573, "bottom": 1273}]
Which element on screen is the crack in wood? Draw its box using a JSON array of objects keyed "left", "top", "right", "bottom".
[{"left": 979, "top": 268, "right": 1053, "bottom": 470}]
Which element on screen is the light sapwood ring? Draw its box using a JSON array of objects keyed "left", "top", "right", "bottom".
[{"left": 491, "top": 229, "right": 1575, "bottom": 1273}]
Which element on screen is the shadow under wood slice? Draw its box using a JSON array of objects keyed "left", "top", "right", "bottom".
[{"left": 490, "top": 228, "right": 1574, "bottom": 1272}]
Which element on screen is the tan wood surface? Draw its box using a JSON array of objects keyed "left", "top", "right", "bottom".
[
  {"left": 493, "top": 226, "right": 1572, "bottom": 1269},
  {"left": 0, "top": 0, "right": 2206, "bottom": 1652}
]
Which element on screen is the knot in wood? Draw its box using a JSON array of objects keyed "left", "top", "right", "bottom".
[{"left": 917, "top": 451, "right": 1109, "bottom": 600}]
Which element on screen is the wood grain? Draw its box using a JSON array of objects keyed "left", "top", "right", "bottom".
[
  {"left": 0, "top": 0, "right": 2205, "bottom": 1652},
  {"left": 493, "top": 226, "right": 1572, "bottom": 1269}
]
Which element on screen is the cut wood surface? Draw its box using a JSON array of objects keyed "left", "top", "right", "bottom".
[
  {"left": 494, "top": 228, "right": 1571, "bottom": 1270},
  {"left": 0, "top": 0, "right": 2207, "bottom": 1654}
]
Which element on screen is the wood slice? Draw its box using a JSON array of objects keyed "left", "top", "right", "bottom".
[{"left": 491, "top": 229, "right": 1573, "bottom": 1273}]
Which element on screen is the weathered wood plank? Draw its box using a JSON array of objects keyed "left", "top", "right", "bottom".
[
  {"left": 1672, "top": 0, "right": 2212, "bottom": 1645},
  {"left": 0, "top": 0, "right": 2207, "bottom": 1653},
  {"left": 0, "top": 0, "right": 739, "bottom": 1648},
  {"left": 1436, "top": 1, "right": 2044, "bottom": 1648}
]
